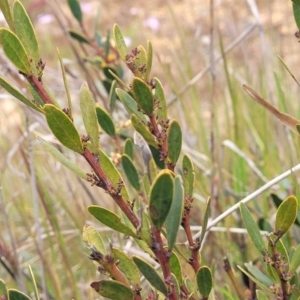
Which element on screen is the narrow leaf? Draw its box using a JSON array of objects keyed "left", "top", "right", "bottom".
[
  {"left": 57, "top": 48, "right": 72, "bottom": 120},
  {"left": 166, "top": 176, "right": 184, "bottom": 251},
  {"left": 291, "top": 244, "right": 300, "bottom": 272},
  {"left": 37, "top": 137, "right": 86, "bottom": 180},
  {"left": 96, "top": 106, "right": 116, "bottom": 136},
  {"left": 112, "top": 248, "right": 140, "bottom": 285},
  {"left": 154, "top": 77, "right": 167, "bottom": 121},
  {"left": 182, "top": 154, "right": 195, "bottom": 196},
  {"left": 99, "top": 149, "right": 129, "bottom": 201},
  {"left": 131, "top": 115, "right": 158, "bottom": 148},
  {"left": 0, "top": 28, "right": 31, "bottom": 74},
  {"left": 200, "top": 197, "right": 211, "bottom": 245},
  {"left": 245, "top": 262, "right": 274, "bottom": 287},
  {"left": 256, "top": 290, "right": 269, "bottom": 300},
  {"left": 69, "top": 29, "right": 90, "bottom": 44},
  {"left": 122, "top": 154, "right": 140, "bottom": 191},
  {"left": 44, "top": 104, "right": 83, "bottom": 154},
  {"left": 124, "top": 138, "right": 134, "bottom": 160},
  {"left": 88, "top": 206, "right": 137, "bottom": 237},
  {"left": 79, "top": 82, "right": 99, "bottom": 153},
  {"left": 275, "top": 195, "right": 298, "bottom": 237},
  {"left": 28, "top": 265, "right": 39, "bottom": 300},
  {"left": 82, "top": 224, "right": 106, "bottom": 255},
  {"left": 116, "top": 88, "right": 147, "bottom": 123},
  {"left": 167, "top": 120, "right": 182, "bottom": 165},
  {"left": 13, "top": 0, "right": 40, "bottom": 67},
  {"left": 133, "top": 256, "right": 168, "bottom": 296},
  {"left": 113, "top": 24, "right": 127, "bottom": 60},
  {"left": 109, "top": 79, "right": 117, "bottom": 113},
  {"left": 149, "top": 170, "right": 174, "bottom": 229},
  {"left": 170, "top": 252, "right": 183, "bottom": 285},
  {"left": 9, "top": 289, "right": 32, "bottom": 300},
  {"left": 0, "top": 0, "right": 15, "bottom": 31},
  {"left": 132, "top": 77, "right": 154, "bottom": 115},
  {"left": 90, "top": 280, "right": 133, "bottom": 300},
  {"left": 0, "top": 76, "right": 43, "bottom": 112},
  {"left": 145, "top": 40, "right": 153, "bottom": 81},
  {"left": 197, "top": 266, "right": 212, "bottom": 297},
  {"left": 68, "top": 0, "right": 82, "bottom": 23},
  {"left": 243, "top": 84, "right": 300, "bottom": 133},
  {"left": 240, "top": 203, "right": 265, "bottom": 253}
]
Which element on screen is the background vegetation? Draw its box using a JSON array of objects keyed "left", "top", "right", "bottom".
[{"left": 0, "top": 0, "right": 300, "bottom": 299}]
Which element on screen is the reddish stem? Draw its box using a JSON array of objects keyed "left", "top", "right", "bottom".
[
  {"left": 26, "top": 74, "right": 54, "bottom": 105},
  {"left": 83, "top": 148, "right": 140, "bottom": 228},
  {"left": 151, "top": 227, "right": 177, "bottom": 300},
  {"left": 181, "top": 213, "right": 200, "bottom": 273}
]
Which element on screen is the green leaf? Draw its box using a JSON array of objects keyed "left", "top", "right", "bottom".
[
  {"left": 109, "top": 80, "right": 117, "bottom": 113},
  {"left": 182, "top": 155, "right": 195, "bottom": 196},
  {"left": 131, "top": 115, "right": 158, "bottom": 148},
  {"left": 68, "top": 29, "right": 90, "bottom": 44},
  {"left": 0, "top": 0, "right": 15, "bottom": 31},
  {"left": 44, "top": 104, "right": 83, "bottom": 154},
  {"left": 0, "top": 279, "right": 8, "bottom": 299},
  {"left": 149, "top": 145, "right": 165, "bottom": 169},
  {"left": 244, "top": 262, "right": 274, "bottom": 287},
  {"left": 293, "top": 0, "right": 300, "bottom": 29},
  {"left": 79, "top": 82, "right": 99, "bottom": 154},
  {"left": 200, "top": 197, "right": 211, "bottom": 244},
  {"left": 0, "top": 28, "right": 30, "bottom": 74},
  {"left": 291, "top": 243, "right": 300, "bottom": 272},
  {"left": 154, "top": 77, "right": 167, "bottom": 121},
  {"left": 82, "top": 224, "right": 106, "bottom": 255},
  {"left": 37, "top": 137, "right": 86, "bottom": 180},
  {"left": 149, "top": 170, "right": 174, "bottom": 229},
  {"left": 145, "top": 41, "right": 153, "bottom": 81},
  {"left": 116, "top": 89, "right": 147, "bottom": 123},
  {"left": 28, "top": 265, "right": 39, "bottom": 300},
  {"left": 196, "top": 266, "right": 212, "bottom": 297},
  {"left": 122, "top": 154, "right": 140, "bottom": 191},
  {"left": 112, "top": 248, "right": 140, "bottom": 285},
  {"left": 167, "top": 120, "right": 182, "bottom": 165},
  {"left": 13, "top": 0, "right": 40, "bottom": 68},
  {"left": 256, "top": 290, "right": 269, "bottom": 300},
  {"left": 133, "top": 256, "right": 168, "bottom": 296},
  {"left": 275, "top": 195, "right": 298, "bottom": 237},
  {"left": 166, "top": 176, "right": 184, "bottom": 251},
  {"left": 135, "top": 45, "right": 147, "bottom": 78},
  {"left": 185, "top": 277, "right": 197, "bottom": 298},
  {"left": 67, "top": 0, "right": 82, "bottom": 23},
  {"left": 124, "top": 138, "right": 134, "bottom": 160},
  {"left": 90, "top": 280, "right": 133, "bottom": 300},
  {"left": 132, "top": 77, "right": 154, "bottom": 115},
  {"left": 99, "top": 149, "right": 129, "bottom": 201},
  {"left": 171, "top": 273, "right": 180, "bottom": 298},
  {"left": 170, "top": 252, "right": 183, "bottom": 285},
  {"left": 113, "top": 24, "right": 127, "bottom": 61},
  {"left": 0, "top": 76, "right": 43, "bottom": 113},
  {"left": 9, "top": 289, "right": 32, "bottom": 300},
  {"left": 240, "top": 203, "right": 265, "bottom": 253},
  {"left": 237, "top": 265, "right": 271, "bottom": 292},
  {"left": 88, "top": 206, "right": 137, "bottom": 237},
  {"left": 96, "top": 106, "right": 116, "bottom": 136}
]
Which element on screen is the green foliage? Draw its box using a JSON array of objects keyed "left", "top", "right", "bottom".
[
  {"left": 149, "top": 170, "right": 174, "bottom": 229},
  {"left": 44, "top": 104, "right": 83, "bottom": 154},
  {"left": 88, "top": 206, "right": 137, "bottom": 237},
  {"left": 0, "top": 28, "right": 31, "bottom": 74},
  {"left": 79, "top": 82, "right": 99, "bottom": 153},
  {"left": 133, "top": 256, "right": 168, "bottom": 296},
  {"left": 91, "top": 280, "right": 134, "bottom": 300},
  {"left": 0, "top": 2, "right": 300, "bottom": 300}
]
